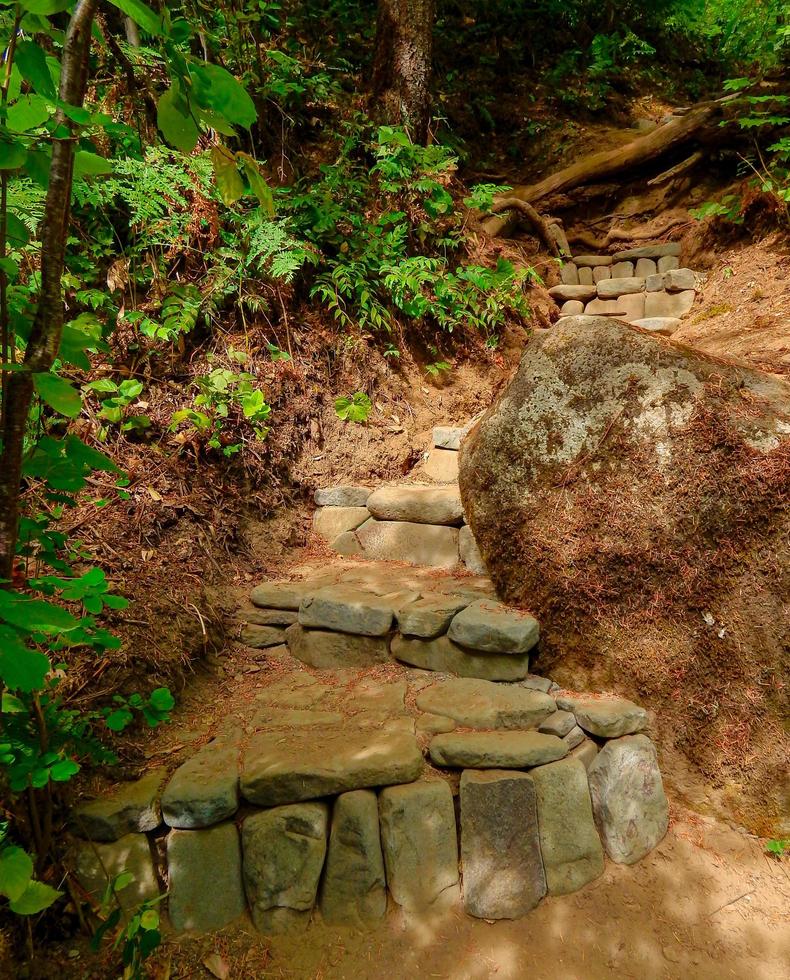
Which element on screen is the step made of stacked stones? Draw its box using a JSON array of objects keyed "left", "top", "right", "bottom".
[{"left": 549, "top": 242, "right": 701, "bottom": 335}]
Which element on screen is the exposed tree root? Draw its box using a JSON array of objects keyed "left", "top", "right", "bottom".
[
  {"left": 488, "top": 197, "right": 562, "bottom": 255},
  {"left": 567, "top": 214, "right": 692, "bottom": 251}
]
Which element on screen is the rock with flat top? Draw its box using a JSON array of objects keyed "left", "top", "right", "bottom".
[
  {"left": 560, "top": 262, "right": 579, "bottom": 285},
  {"left": 585, "top": 293, "right": 645, "bottom": 321},
  {"left": 588, "top": 734, "right": 669, "bottom": 863},
  {"left": 573, "top": 255, "right": 612, "bottom": 267},
  {"left": 422, "top": 448, "right": 459, "bottom": 483},
  {"left": 556, "top": 694, "right": 649, "bottom": 737},
  {"left": 74, "top": 834, "right": 159, "bottom": 912},
  {"left": 161, "top": 739, "right": 238, "bottom": 829},
  {"left": 632, "top": 317, "right": 681, "bottom": 335},
  {"left": 366, "top": 485, "right": 463, "bottom": 525},
  {"left": 597, "top": 276, "right": 645, "bottom": 298},
  {"left": 663, "top": 267, "right": 696, "bottom": 292},
  {"left": 313, "top": 506, "right": 369, "bottom": 542},
  {"left": 539, "top": 710, "right": 576, "bottom": 738},
  {"left": 251, "top": 580, "right": 315, "bottom": 610},
  {"left": 241, "top": 624, "right": 286, "bottom": 648},
  {"left": 560, "top": 300, "right": 585, "bottom": 316},
  {"left": 298, "top": 585, "right": 395, "bottom": 636},
  {"left": 168, "top": 823, "right": 245, "bottom": 932},
  {"left": 548, "top": 284, "right": 597, "bottom": 302},
  {"left": 613, "top": 243, "right": 681, "bottom": 260},
  {"left": 416, "top": 712, "right": 456, "bottom": 734},
  {"left": 563, "top": 725, "right": 585, "bottom": 749},
  {"left": 658, "top": 255, "right": 679, "bottom": 272},
  {"left": 285, "top": 623, "right": 390, "bottom": 668},
  {"left": 460, "top": 770, "right": 546, "bottom": 919},
  {"left": 433, "top": 424, "right": 468, "bottom": 450},
  {"left": 396, "top": 594, "right": 469, "bottom": 638},
  {"left": 459, "top": 525, "right": 486, "bottom": 574},
  {"left": 72, "top": 769, "right": 166, "bottom": 842},
  {"left": 531, "top": 758, "right": 604, "bottom": 895},
  {"left": 243, "top": 803, "right": 328, "bottom": 933},
  {"left": 315, "top": 486, "right": 371, "bottom": 507},
  {"left": 416, "top": 676, "right": 554, "bottom": 729},
  {"left": 593, "top": 266, "right": 611, "bottom": 282},
  {"left": 391, "top": 634, "right": 531, "bottom": 680},
  {"left": 240, "top": 605, "right": 298, "bottom": 626},
  {"left": 379, "top": 781, "right": 459, "bottom": 911},
  {"left": 578, "top": 267, "right": 593, "bottom": 285},
  {"left": 240, "top": 727, "right": 423, "bottom": 806},
  {"left": 611, "top": 261, "right": 634, "bottom": 278},
  {"left": 635, "top": 258, "right": 657, "bottom": 277},
  {"left": 569, "top": 738, "right": 599, "bottom": 769},
  {"left": 354, "top": 519, "right": 460, "bottom": 568},
  {"left": 430, "top": 730, "right": 567, "bottom": 768},
  {"left": 448, "top": 599, "right": 539, "bottom": 654}
]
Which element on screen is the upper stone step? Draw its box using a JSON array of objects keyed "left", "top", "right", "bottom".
[{"left": 367, "top": 485, "right": 463, "bottom": 525}]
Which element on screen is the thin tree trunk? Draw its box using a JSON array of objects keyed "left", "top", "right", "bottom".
[
  {"left": 371, "top": 0, "right": 434, "bottom": 144},
  {"left": 0, "top": 0, "right": 97, "bottom": 583}
]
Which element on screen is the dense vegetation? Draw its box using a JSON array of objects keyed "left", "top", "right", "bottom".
[{"left": 0, "top": 0, "right": 787, "bottom": 973}]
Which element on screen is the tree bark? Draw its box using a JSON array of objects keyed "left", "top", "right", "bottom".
[
  {"left": 371, "top": 0, "right": 434, "bottom": 144},
  {"left": 0, "top": 0, "right": 97, "bottom": 583}
]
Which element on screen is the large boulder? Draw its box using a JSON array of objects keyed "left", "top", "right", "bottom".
[{"left": 460, "top": 317, "right": 790, "bottom": 834}]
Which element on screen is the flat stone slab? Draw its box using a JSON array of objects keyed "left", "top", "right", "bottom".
[
  {"left": 664, "top": 267, "right": 696, "bottom": 292},
  {"left": 298, "top": 585, "right": 395, "bottom": 636},
  {"left": 320, "top": 790, "right": 386, "bottom": 926},
  {"left": 168, "top": 823, "right": 245, "bottom": 932},
  {"left": 556, "top": 694, "right": 648, "bottom": 737},
  {"left": 314, "top": 486, "right": 371, "bottom": 507},
  {"left": 531, "top": 758, "right": 604, "bottom": 895},
  {"left": 416, "top": 677, "right": 555, "bottom": 729},
  {"left": 161, "top": 739, "right": 239, "bottom": 829},
  {"left": 421, "top": 448, "right": 459, "bottom": 483},
  {"left": 243, "top": 803, "right": 328, "bottom": 934},
  {"left": 597, "top": 276, "right": 645, "bottom": 298},
  {"left": 429, "top": 731, "right": 567, "bottom": 768},
  {"left": 433, "top": 425, "right": 468, "bottom": 450},
  {"left": 632, "top": 317, "right": 681, "bottom": 335},
  {"left": 241, "top": 728, "right": 424, "bottom": 806},
  {"left": 635, "top": 258, "right": 657, "bottom": 277},
  {"left": 578, "top": 267, "right": 593, "bottom": 285},
  {"left": 658, "top": 254, "right": 679, "bottom": 272},
  {"left": 313, "top": 506, "right": 369, "bottom": 541},
  {"left": 251, "top": 706, "right": 344, "bottom": 729},
  {"left": 585, "top": 293, "right": 645, "bottom": 322},
  {"left": 588, "top": 734, "right": 669, "bottom": 864},
  {"left": 285, "top": 623, "right": 392, "bottom": 668},
  {"left": 460, "top": 770, "right": 545, "bottom": 919},
  {"left": 560, "top": 263, "right": 579, "bottom": 285},
  {"left": 548, "top": 284, "right": 597, "bottom": 302},
  {"left": 72, "top": 769, "right": 166, "bottom": 841},
  {"left": 611, "top": 260, "right": 634, "bottom": 278},
  {"left": 353, "top": 519, "right": 460, "bottom": 568},
  {"left": 379, "top": 781, "right": 459, "bottom": 911},
  {"left": 251, "top": 580, "right": 316, "bottom": 610},
  {"left": 613, "top": 243, "right": 681, "bottom": 260},
  {"left": 538, "top": 710, "right": 576, "bottom": 738},
  {"left": 391, "top": 634, "right": 531, "bottom": 681},
  {"left": 569, "top": 738, "right": 599, "bottom": 769},
  {"left": 448, "top": 599, "right": 539, "bottom": 654},
  {"left": 74, "top": 833, "right": 159, "bottom": 912},
  {"left": 366, "top": 485, "right": 463, "bottom": 525},
  {"left": 459, "top": 525, "right": 486, "bottom": 574},
  {"left": 396, "top": 594, "right": 469, "bottom": 638},
  {"left": 240, "top": 605, "right": 299, "bottom": 626},
  {"left": 572, "top": 255, "right": 612, "bottom": 267},
  {"left": 241, "top": 624, "right": 287, "bottom": 648},
  {"left": 563, "top": 725, "right": 585, "bottom": 750}
]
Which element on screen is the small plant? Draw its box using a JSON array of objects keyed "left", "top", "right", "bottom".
[
  {"left": 334, "top": 392, "right": 372, "bottom": 423},
  {"left": 84, "top": 379, "right": 150, "bottom": 435},
  {"left": 91, "top": 872, "right": 166, "bottom": 979},
  {"left": 0, "top": 831, "right": 61, "bottom": 916},
  {"left": 765, "top": 838, "right": 788, "bottom": 858}
]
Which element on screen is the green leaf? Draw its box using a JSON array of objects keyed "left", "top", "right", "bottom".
[
  {"left": 5, "top": 213, "right": 29, "bottom": 249},
  {"left": 191, "top": 64, "right": 256, "bottom": 128},
  {"left": 20, "top": 0, "right": 70, "bottom": 13},
  {"left": 334, "top": 392, "right": 372, "bottom": 423},
  {"left": 0, "top": 136, "right": 27, "bottom": 171},
  {"left": 105, "top": 708, "right": 133, "bottom": 731},
  {"left": 34, "top": 372, "right": 82, "bottom": 417},
  {"left": 238, "top": 153, "right": 274, "bottom": 215},
  {"left": 6, "top": 94, "right": 52, "bottom": 133},
  {"left": 0, "top": 635, "right": 50, "bottom": 692},
  {"left": 105, "top": 0, "right": 166, "bottom": 36},
  {"left": 148, "top": 687, "right": 174, "bottom": 712},
  {"left": 140, "top": 908, "right": 159, "bottom": 930},
  {"left": 73, "top": 151, "right": 113, "bottom": 178},
  {"left": 0, "top": 594, "right": 79, "bottom": 632},
  {"left": 9, "top": 879, "right": 62, "bottom": 915},
  {"left": 49, "top": 759, "right": 79, "bottom": 782},
  {"left": 211, "top": 146, "right": 245, "bottom": 206},
  {"left": 0, "top": 847, "right": 33, "bottom": 902},
  {"left": 157, "top": 86, "right": 198, "bottom": 154},
  {"left": 15, "top": 40, "right": 56, "bottom": 99}
]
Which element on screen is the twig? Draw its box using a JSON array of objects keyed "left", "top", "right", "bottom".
[{"left": 706, "top": 889, "right": 755, "bottom": 917}]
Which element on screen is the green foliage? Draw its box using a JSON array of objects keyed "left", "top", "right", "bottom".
[
  {"left": 765, "top": 838, "right": 788, "bottom": 858},
  {"left": 334, "top": 392, "right": 372, "bottom": 423},
  {"left": 91, "top": 871, "right": 166, "bottom": 979},
  {"left": 0, "top": 835, "right": 61, "bottom": 916}
]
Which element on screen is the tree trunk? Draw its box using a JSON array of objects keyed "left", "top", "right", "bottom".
[
  {"left": 0, "top": 0, "right": 97, "bottom": 583},
  {"left": 371, "top": 0, "right": 434, "bottom": 144}
]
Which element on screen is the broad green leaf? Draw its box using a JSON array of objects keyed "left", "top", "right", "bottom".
[
  {"left": 49, "top": 759, "right": 79, "bottom": 781},
  {"left": 15, "top": 41, "right": 56, "bottom": 99},
  {"left": 149, "top": 687, "right": 175, "bottom": 711},
  {"left": 5, "top": 213, "right": 29, "bottom": 249},
  {"left": 191, "top": 64, "right": 256, "bottom": 127},
  {"left": 0, "top": 594, "right": 79, "bottom": 632},
  {"left": 105, "top": 707, "right": 133, "bottom": 731},
  {"left": 25, "top": 146, "right": 51, "bottom": 187},
  {"left": 33, "top": 372, "right": 82, "bottom": 417},
  {"left": 0, "top": 847, "right": 33, "bottom": 902},
  {"left": 113, "top": 871, "right": 134, "bottom": 893},
  {"left": 7, "top": 94, "right": 51, "bottom": 134},
  {"left": 334, "top": 392, "right": 372, "bottom": 423},
  {"left": 140, "top": 908, "right": 159, "bottom": 930},
  {"left": 211, "top": 146, "right": 244, "bottom": 206},
  {"left": 0, "top": 136, "right": 27, "bottom": 171},
  {"left": 238, "top": 153, "right": 274, "bottom": 215},
  {"left": 105, "top": 0, "right": 166, "bottom": 36},
  {"left": 20, "top": 0, "right": 70, "bottom": 13},
  {"left": 73, "top": 151, "right": 113, "bottom": 178},
  {"left": 157, "top": 86, "right": 198, "bottom": 153},
  {"left": 9, "top": 879, "right": 62, "bottom": 915},
  {"left": 0, "top": 637, "right": 50, "bottom": 692}
]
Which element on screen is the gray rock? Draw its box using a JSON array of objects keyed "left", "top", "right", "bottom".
[
  {"left": 241, "top": 727, "right": 423, "bottom": 806},
  {"left": 632, "top": 317, "right": 682, "bottom": 335},
  {"left": 459, "top": 525, "right": 486, "bottom": 574},
  {"left": 239, "top": 605, "right": 298, "bottom": 627},
  {"left": 355, "top": 519, "right": 460, "bottom": 568},
  {"left": 168, "top": 823, "right": 245, "bottom": 932},
  {"left": 664, "top": 267, "right": 696, "bottom": 292},
  {"left": 161, "top": 739, "right": 239, "bottom": 829},
  {"left": 548, "top": 284, "right": 597, "bottom": 302},
  {"left": 285, "top": 623, "right": 390, "bottom": 668},
  {"left": 391, "top": 634, "right": 531, "bottom": 680},
  {"left": 250, "top": 706, "right": 344, "bottom": 729},
  {"left": 572, "top": 255, "right": 612, "bottom": 267},
  {"left": 657, "top": 254, "right": 679, "bottom": 272},
  {"left": 379, "top": 781, "right": 459, "bottom": 911},
  {"left": 597, "top": 276, "right": 645, "bottom": 298},
  {"left": 520, "top": 674, "right": 554, "bottom": 694},
  {"left": 539, "top": 710, "right": 576, "bottom": 738},
  {"left": 584, "top": 293, "right": 645, "bottom": 322},
  {"left": 460, "top": 770, "right": 545, "bottom": 918},
  {"left": 73, "top": 834, "right": 159, "bottom": 911},
  {"left": 396, "top": 594, "right": 469, "bottom": 638},
  {"left": 645, "top": 273, "right": 664, "bottom": 291},
  {"left": 531, "top": 758, "right": 605, "bottom": 895},
  {"left": 366, "top": 485, "right": 463, "bottom": 525},
  {"left": 587, "top": 734, "right": 669, "bottom": 863},
  {"left": 314, "top": 486, "right": 371, "bottom": 507},
  {"left": 448, "top": 599, "right": 539, "bottom": 654},
  {"left": 578, "top": 267, "right": 593, "bottom": 285},
  {"left": 251, "top": 580, "right": 315, "bottom": 610},
  {"left": 298, "top": 586, "right": 395, "bottom": 636},
  {"left": 569, "top": 738, "right": 599, "bottom": 770},
  {"left": 243, "top": 803, "right": 328, "bottom": 933},
  {"left": 430, "top": 731, "right": 567, "bottom": 768},
  {"left": 254, "top": 673, "right": 334, "bottom": 708},
  {"left": 241, "top": 624, "right": 287, "bottom": 648},
  {"left": 556, "top": 694, "right": 648, "bottom": 737},
  {"left": 592, "top": 266, "right": 611, "bottom": 283},
  {"left": 560, "top": 262, "right": 579, "bottom": 285},
  {"left": 613, "top": 243, "right": 681, "bottom": 260},
  {"left": 416, "top": 676, "right": 555, "bottom": 729},
  {"left": 563, "top": 725, "right": 585, "bottom": 749},
  {"left": 313, "top": 506, "right": 369, "bottom": 542},
  {"left": 611, "top": 261, "right": 634, "bottom": 278},
  {"left": 72, "top": 769, "right": 166, "bottom": 842},
  {"left": 433, "top": 425, "right": 467, "bottom": 450},
  {"left": 560, "top": 300, "right": 585, "bottom": 316},
  {"left": 635, "top": 258, "right": 657, "bottom": 277},
  {"left": 319, "top": 791, "right": 386, "bottom": 926},
  {"left": 416, "top": 712, "right": 456, "bottom": 734},
  {"left": 422, "top": 448, "right": 459, "bottom": 483}
]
